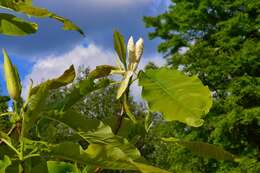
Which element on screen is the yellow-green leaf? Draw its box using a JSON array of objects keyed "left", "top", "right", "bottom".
[
  {"left": 113, "top": 31, "right": 127, "bottom": 67},
  {"left": 0, "top": 2, "right": 84, "bottom": 36},
  {"left": 2, "top": 49, "right": 22, "bottom": 101},
  {"left": 0, "top": 13, "right": 37, "bottom": 36},
  {"left": 29, "top": 65, "right": 75, "bottom": 96},
  {"left": 162, "top": 137, "right": 236, "bottom": 161},
  {"left": 138, "top": 68, "right": 212, "bottom": 127}
]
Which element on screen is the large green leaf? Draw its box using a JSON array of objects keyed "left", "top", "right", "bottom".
[
  {"left": 0, "top": 156, "right": 11, "bottom": 173},
  {"left": 138, "top": 68, "right": 212, "bottom": 127},
  {"left": 0, "top": 13, "right": 37, "bottom": 36},
  {"left": 44, "top": 110, "right": 140, "bottom": 157},
  {"left": 47, "top": 142, "right": 171, "bottom": 172},
  {"left": 162, "top": 137, "right": 236, "bottom": 161},
  {"left": 48, "top": 142, "right": 137, "bottom": 171},
  {"left": 113, "top": 30, "right": 127, "bottom": 67},
  {"left": 44, "top": 111, "right": 172, "bottom": 172}
]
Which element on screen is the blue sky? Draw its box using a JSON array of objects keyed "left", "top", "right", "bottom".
[{"left": 0, "top": 0, "right": 170, "bottom": 97}]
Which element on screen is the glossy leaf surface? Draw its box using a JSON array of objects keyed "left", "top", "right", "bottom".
[{"left": 139, "top": 68, "right": 212, "bottom": 127}]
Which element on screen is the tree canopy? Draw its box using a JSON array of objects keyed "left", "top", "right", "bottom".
[{"left": 144, "top": 0, "right": 260, "bottom": 172}]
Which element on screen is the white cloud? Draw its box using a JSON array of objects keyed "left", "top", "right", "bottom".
[
  {"left": 22, "top": 44, "right": 116, "bottom": 97},
  {"left": 22, "top": 43, "right": 166, "bottom": 101}
]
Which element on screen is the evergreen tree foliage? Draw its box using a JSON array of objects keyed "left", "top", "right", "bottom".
[{"left": 144, "top": 0, "right": 260, "bottom": 172}]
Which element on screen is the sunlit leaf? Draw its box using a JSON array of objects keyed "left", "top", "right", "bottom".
[
  {"left": 0, "top": 13, "right": 37, "bottom": 36},
  {"left": 162, "top": 137, "right": 236, "bottom": 161},
  {"left": 29, "top": 65, "right": 76, "bottom": 96},
  {"left": 138, "top": 68, "right": 212, "bottom": 127},
  {"left": 113, "top": 31, "right": 127, "bottom": 67},
  {"left": 0, "top": 2, "right": 84, "bottom": 35},
  {"left": 2, "top": 49, "right": 22, "bottom": 101}
]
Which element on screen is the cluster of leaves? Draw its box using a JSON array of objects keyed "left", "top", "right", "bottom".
[
  {"left": 144, "top": 0, "right": 260, "bottom": 172},
  {"left": 0, "top": 28, "right": 236, "bottom": 173},
  {"left": 0, "top": 1, "right": 243, "bottom": 171},
  {"left": 0, "top": 0, "right": 84, "bottom": 36}
]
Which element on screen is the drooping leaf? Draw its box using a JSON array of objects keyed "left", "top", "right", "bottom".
[
  {"left": 131, "top": 162, "right": 172, "bottom": 173},
  {"left": 85, "top": 143, "right": 138, "bottom": 170},
  {"left": 0, "top": 155, "right": 11, "bottom": 173},
  {"left": 61, "top": 66, "right": 113, "bottom": 110},
  {"left": 17, "top": 5, "right": 84, "bottom": 35},
  {"left": 48, "top": 142, "right": 137, "bottom": 171},
  {"left": 44, "top": 110, "right": 140, "bottom": 157},
  {"left": 29, "top": 65, "right": 75, "bottom": 96},
  {"left": 0, "top": 13, "right": 37, "bottom": 36},
  {"left": 84, "top": 143, "right": 172, "bottom": 172},
  {"left": 88, "top": 65, "right": 116, "bottom": 79},
  {"left": 113, "top": 31, "right": 127, "bottom": 67},
  {"left": 162, "top": 137, "right": 236, "bottom": 161},
  {"left": 0, "top": 2, "right": 84, "bottom": 35},
  {"left": 138, "top": 68, "right": 212, "bottom": 127}
]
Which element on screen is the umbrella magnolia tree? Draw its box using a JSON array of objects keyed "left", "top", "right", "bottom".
[{"left": 0, "top": 1, "right": 238, "bottom": 173}]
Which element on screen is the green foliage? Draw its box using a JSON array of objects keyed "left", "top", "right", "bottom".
[
  {"left": 0, "top": 0, "right": 84, "bottom": 36},
  {"left": 139, "top": 68, "right": 212, "bottom": 127},
  {"left": 47, "top": 161, "right": 78, "bottom": 173},
  {"left": 0, "top": 30, "right": 223, "bottom": 173},
  {"left": 162, "top": 137, "right": 236, "bottom": 161},
  {"left": 144, "top": 0, "right": 260, "bottom": 172},
  {"left": 0, "top": 13, "right": 37, "bottom": 36}
]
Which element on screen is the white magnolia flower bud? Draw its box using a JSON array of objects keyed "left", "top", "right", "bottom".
[
  {"left": 135, "top": 38, "right": 144, "bottom": 62},
  {"left": 127, "top": 36, "right": 136, "bottom": 69}
]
